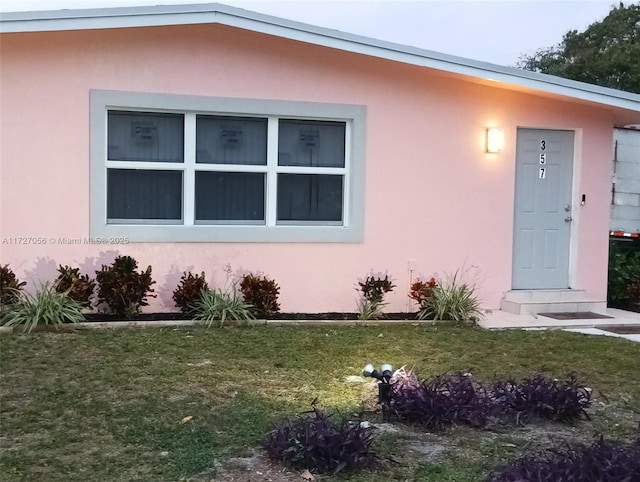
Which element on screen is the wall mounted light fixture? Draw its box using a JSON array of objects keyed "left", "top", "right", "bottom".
[{"left": 486, "top": 127, "right": 504, "bottom": 153}]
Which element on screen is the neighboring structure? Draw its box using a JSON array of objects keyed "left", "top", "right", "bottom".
[
  {"left": 1, "top": 3, "right": 639, "bottom": 316},
  {"left": 610, "top": 127, "right": 640, "bottom": 240}
]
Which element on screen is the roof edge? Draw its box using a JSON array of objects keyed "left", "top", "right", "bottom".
[{"left": 1, "top": 2, "right": 639, "bottom": 114}]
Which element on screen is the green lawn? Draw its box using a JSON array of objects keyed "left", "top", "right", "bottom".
[{"left": 1, "top": 324, "right": 639, "bottom": 481}]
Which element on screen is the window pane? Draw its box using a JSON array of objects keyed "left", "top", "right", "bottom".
[
  {"left": 278, "top": 120, "right": 345, "bottom": 167},
  {"left": 107, "top": 169, "right": 182, "bottom": 221},
  {"left": 108, "top": 111, "right": 184, "bottom": 162},
  {"left": 277, "top": 174, "right": 343, "bottom": 222},
  {"left": 196, "top": 116, "right": 267, "bottom": 165},
  {"left": 195, "top": 172, "right": 265, "bottom": 222}
]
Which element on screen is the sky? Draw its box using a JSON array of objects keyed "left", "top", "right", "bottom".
[{"left": 0, "top": 0, "right": 626, "bottom": 66}]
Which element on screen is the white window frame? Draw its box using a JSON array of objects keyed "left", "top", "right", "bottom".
[{"left": 90, "top": 90, "right": 366, "bottom": 242}]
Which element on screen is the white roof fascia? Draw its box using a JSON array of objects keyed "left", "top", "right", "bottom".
[{"left": 1, "top": 2, "right": 639, "bottom": 114}]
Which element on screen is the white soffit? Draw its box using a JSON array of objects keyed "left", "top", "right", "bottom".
[{"left": 1, "top": 2, "right": 639, "bottom": 116}]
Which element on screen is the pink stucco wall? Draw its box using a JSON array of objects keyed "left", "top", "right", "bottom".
[{"left": 0, "top": 24, "right": 615, "bottom": 313}]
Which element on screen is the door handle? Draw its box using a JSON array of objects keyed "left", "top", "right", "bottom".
[
  {"left": 565, "top": 204, "right": 571, "bottom": 212},
  {"left": 564, "top": 216, "right": 573, "bottom": 222}
]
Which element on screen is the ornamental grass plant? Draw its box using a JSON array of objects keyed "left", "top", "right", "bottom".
[
  {"left": 419, "top": 271, "right": 483, "bottom": 323},
  {"left": 1, "top": 283, "right": 84, "bottom": 332},
  {"left": 192, "top": 288, "right": 255, "bottom": 327}
]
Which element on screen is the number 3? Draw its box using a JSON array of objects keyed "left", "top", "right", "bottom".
[{"left": 540, "top": 140, "right": 546, "bottom": 151}]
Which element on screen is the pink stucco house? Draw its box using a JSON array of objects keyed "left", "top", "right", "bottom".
[{"left": 1, "top": 3, "right": 639, "bottom": 317}]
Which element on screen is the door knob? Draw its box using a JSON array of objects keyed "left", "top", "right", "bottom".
[
  {"left": 564, "top": 216, "right": 573, "bottom": 222},
  {"left": 565, "top": 205, "right": 571, "bottom": 212}
]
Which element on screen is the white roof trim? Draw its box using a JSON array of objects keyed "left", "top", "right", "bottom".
[{"left": 2, "top": 2, "right": 639, "bottom": 114}]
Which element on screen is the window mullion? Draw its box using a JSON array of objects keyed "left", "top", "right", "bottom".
[
  {"left": 183, "top": 113, "right": 196, "bottom": 226},
  {"left": 343, "top": 121, "right": 352, "bottom": 227},
  {"left": 266, "top": 117, "right": 279, "bottom": 227},
  {"left": 275, "top": 166, "right": 346, "bottom": 175},
  {"left": 105, "top": 161, "right": 185, "bottom": 170}
]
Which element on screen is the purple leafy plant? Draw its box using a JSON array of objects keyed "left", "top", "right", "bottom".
[
  {"left": 390, "top": 373, "right": 493, "bottom": 430},
  {"left": 487, "top": 436, "right": 640, "bottom": 482},
  {"left": 387, "top": 371, "right": 592, "bottom": 430},
  {"left": 264, "top": 406, "right": 379, "bottom": 474},
  {"left": 490, "top": 373, "right": 591, "bottom": 425}
]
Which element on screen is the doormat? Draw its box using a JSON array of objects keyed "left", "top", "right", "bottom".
[
  {"left": 538, "top": 312, "right": 613, "bottom": 320},
  {"left": 601, "top": 325, "right": 640, "bottom": 335}
]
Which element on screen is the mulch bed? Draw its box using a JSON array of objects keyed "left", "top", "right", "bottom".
[{"left": 82, "top": 312, "right": 421, "bottom": 323}]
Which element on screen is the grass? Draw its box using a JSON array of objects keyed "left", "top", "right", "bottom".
[{"left": 1, "top": 324, "right": 639, "bottom": 481}]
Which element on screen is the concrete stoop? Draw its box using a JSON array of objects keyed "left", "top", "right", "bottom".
[{"left": 500, "top": 290, "right": 607, "bottom": 316}]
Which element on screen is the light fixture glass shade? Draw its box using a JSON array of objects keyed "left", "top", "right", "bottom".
[
  {"left": 486, "top": 128, "right": 504, "bottom": 153},
  {"left": 363, "top": 364, "right": 375, "bottom": 377},
  {"left": 381, "top": 364, "right": 393, "bottom": 374}
]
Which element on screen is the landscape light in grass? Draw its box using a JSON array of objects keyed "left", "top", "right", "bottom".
[
  {"left": 363, "top": 363, "right": 394, "bottom": 420},
  {"left": 363, "top": 363, "right": 393, "bottom": 382}
]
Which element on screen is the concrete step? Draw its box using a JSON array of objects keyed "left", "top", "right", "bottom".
[
  {"left": 504, "top": 289, "right": 589, "bottom": 302},
  {"left": 501, "top": 290, "right": 607, "bottom": 315}
]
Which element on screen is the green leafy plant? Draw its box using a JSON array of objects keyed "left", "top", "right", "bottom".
[
  {"left": 409, "top": 277, "right": 438, "bottom": 311},
  {"left": 356, "top": 297, "right": 385, "bottom": 321},
  {"left": 191, "top": 288, "right": 255, "bottom": 327},
  {"left": 1, "top": 283, "right": 84, "bottom": 332},
  {"left": 627, "top": 279, "right": 640, "bottom": 311},
  {"left": 172, "top": 271, "right": 209, "bottom": 314},
  {"left": 608, "top": 240, "right": 640, "bottom": 310},
  {"left": 54, "top": 265, "right": 95, "bottom": 307},
  {"left": 239, "top": 273, "right": 280, "bottom": 318},
  {"left": 0, "top": 264, "right": 26, "bottom": 307},
  {"left": 95, "top": 255, "right": 156, "bottom": 319},
  {"left": 418, "top": 271, "right": 483, "bottom": 323}
]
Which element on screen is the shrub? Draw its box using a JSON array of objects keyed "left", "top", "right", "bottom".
[
  {"left": 419, "top": 271, "right": 483, "bottom": 323},
  {"left": 358, "top": 274, "right": 395, "bottom": 304},
  {"left": 191, "top": 289, "right": 255, "bottom": 327},
  {"left": 626, "top": 279, "right": 640, "bottom": 311},
  {"left": 390, "top": 372, "right": 492, "bottom": 430},
  {"left": 0, "top": 264, "right": 26, "bottom": 306},
  {"left": 264, "top": 406, "right": 379, "bottom": 474},
  {"left": 490, "top": 373, "right": 591, "bottom": 424},
  {"left": 54, "top": 265, "right": 95, "bottom": 307},
  {"left": 239, "top": 273, "right": 280, "bottom": 318},
  {"left": 356, "top": 273, "right": 395, "bottom": 320},
  {"left": 172, "top": 271, "right": 209, "bottom": 314},
  {"left": 608, "top": 240, "right": 640, "bottom": 310},
  {"left": 95, "top": 255, "right": 156, "bottom": 318},
  {"left": 1, "top": 283, "right": 84, "bottom": 332},
  {"left": 408, "top": 277, "right": 438, "bottom": 310},
  {"left": 487, "top": 437, "right": 640, "bottom": 482}
]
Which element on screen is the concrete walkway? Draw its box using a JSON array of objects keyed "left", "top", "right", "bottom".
[{"left": 478, "top": 308, "right": 640, "bottom": 342}]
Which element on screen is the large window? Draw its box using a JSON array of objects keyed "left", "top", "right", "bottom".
[{"left": 91, "top": 91, "right": 365, "bottom": 242}]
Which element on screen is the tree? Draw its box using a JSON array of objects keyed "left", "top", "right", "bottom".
[{"left": 518, "top": 3, "right": 640, "bottom": 93}]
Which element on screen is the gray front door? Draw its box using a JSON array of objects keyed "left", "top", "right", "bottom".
[{"left": 512, "top": 128, "right": 574, "bottom": 289}]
